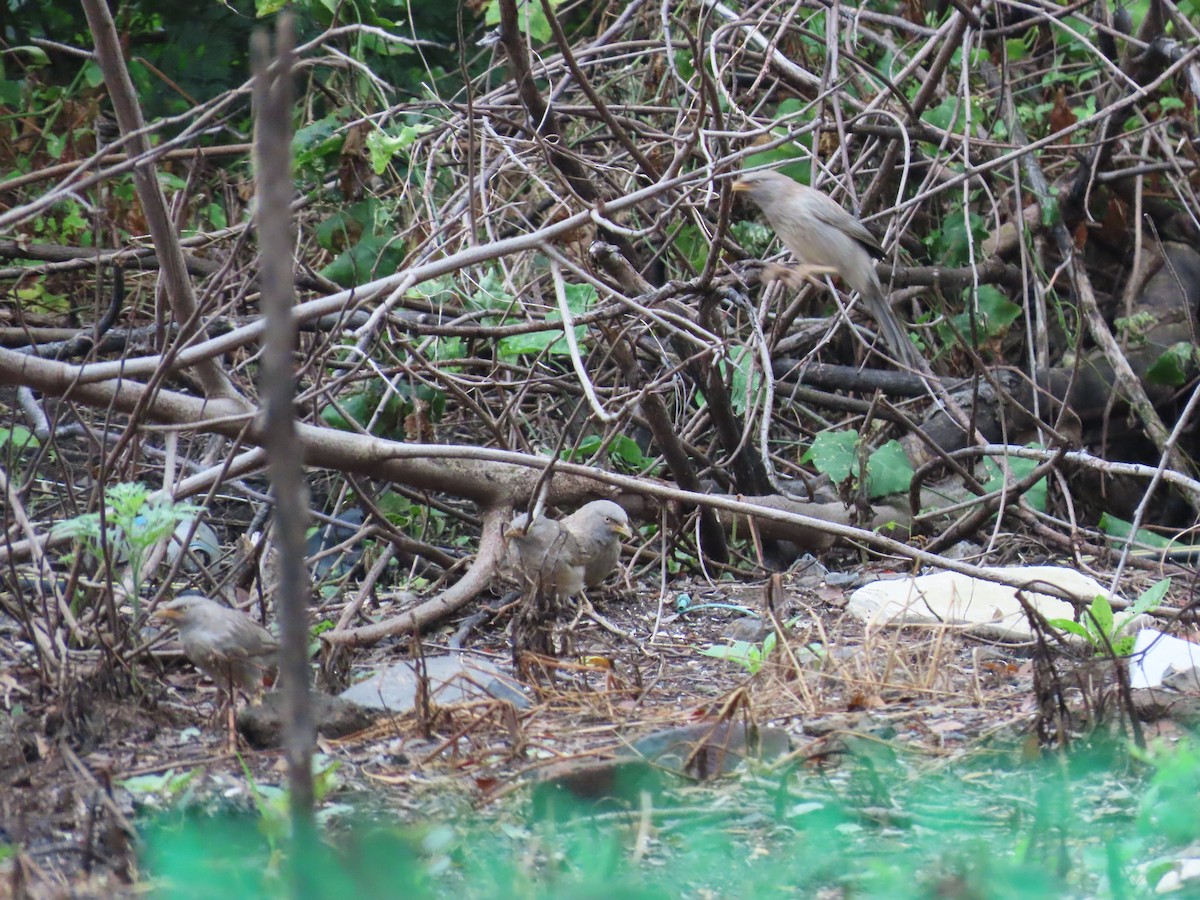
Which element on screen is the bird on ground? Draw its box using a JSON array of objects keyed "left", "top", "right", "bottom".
[
  {"left": 732, "top": 169, "right": 920, "bottom": 368},
  {"left": 153, "top": 591, "right": 278, "bottom": 746},
  {"left": 561, "top": 499, "right": 632, "bottom": 589},
  {"left": 502, "top": 500, "right": 632, "bottom": 600},
  {"left": 502, "top": 512, "right": 586, "bottom": 601}
]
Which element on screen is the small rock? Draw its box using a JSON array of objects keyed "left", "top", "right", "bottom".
[
  {"left": 1155, "top": 858, "right": 1200, "bottom": 893},
  {"left": 723, "top": 616, "right": 770, "bottom": 643},
  {"left": 625, "top": 721, "right": 791, "bottom": 779},
  {"left": 1131, "top": 630, "right": 1200, "bottom": 689},
  {"left": 238, "top": 692, "right": 377, "bottom": 749},
  {"left": 339, "top": 654, "right": 529, "bottom": 712},
  {"left": 531, "top": 760, "right": 663, "bottom": 821},
  {"left": 848, "top": 566, "right": 1109, "bottom": 641},
  {"left": 1162, "top": 665, "right": 1200, "bottom": 693},
  {"left": 940, "top": 541, "right": 983, "bottom": 562},
  {"left": 791, "top": 554, "right": 829, "bottom": 588},
  {"left": 802, "top": 714, "right": 857, "bottom": 736}
]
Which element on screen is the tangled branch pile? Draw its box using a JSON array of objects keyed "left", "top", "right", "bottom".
[{"left": 1, "top": 0, "right": 1198, "bottom": 665}]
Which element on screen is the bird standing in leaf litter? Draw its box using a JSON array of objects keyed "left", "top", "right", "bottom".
[{"left": 154, "top": 591, "right": 278, "bottom": 746}]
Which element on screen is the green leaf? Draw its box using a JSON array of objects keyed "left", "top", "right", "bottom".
[
  {"left": 730, "top": 220, "right": 773, "bottom": 257},
  {"left": 1145, "top": 342, "right": 1198, "bottom": 387},
  {"left": 319, "top": 385, "right": 406, "bottom": 437},
  {"left": 16, "top": 285, "right": 70, "bottom": 315},
  {"left": 568, "top": 434, "right": 654, "bottom": 472},
  {"left": 804, "top": 430, "right": 859, "bottom": 485},
  {"left": 498, "top": 322, "right": 583, "bottom": 358},
  {"left": 700, "top": 641, "right": 762, "bottom": 673},
  {"left": 670, "top": 222, "right": 710, "bottom": 274},
  {"left": 365, "top": 124, "right": 434, "bottom": 175},
  {"left": 4, "top": 45, "right": 50, "bottom": 66},
  {"left": 1132, "top": 577, "right": 1170, "bottom": 612},
  {"left": 1111, "top": 635, "right": 1136, "bottom": 656},
  {"left": 0, "top": 425, "right": 39, "bottom": 451},
  {"left": 1116, "top": 577, "right": 1170, "bottom": 634},
  {"left": 466, "top": 269, "right": 516, "bottom": 314},
  {"left": 483, "top": 0, "right": 565, "bottom": 42},
  {"left": 1005, "top": 37, "right": 1030, "bottom": 61},
  {"left": 1041, "top": 194, "right": 1061, "bottom": 228},
  {"left": 292, "top": 115, "right": 343, "bottom": 170},
  {"left": 927, "top": 210, "right": 988, "bottom": 267},
  {"left": 981, "top": 448, "right": 1048, "bottom": 513},
  {"left": 498, "top": 284, "right": 595, "bottom": 358},
  {"left": 1086, "top": 595, "right": 1114, "bottom": 641},
  {"left": 922, "top": 96, "right": 964, "bottom": 132},
  {"left": 762, "top": 631, "right": 777, "bottom": 657},
  {"left": 722, "top": 347, "right": 761, "bottom": 416},
  {"left": 945, "top": 286, "right": 1021, "bottom": 344},
  {"left": 741, "top": 103, "right": 813, "bottom": 183},
  {"left": 82, "top": 60, "right": 104, "bottom": 87},
  {"left": 866, "top": 440, "right": 914, "bottom": 498},
  {"left": 673, "top": 49, "right": 695, "bottom": 80},
  {"left": 1098, "top": 513, "right": 1172, "bottom": 550},
  {"left": 608, "top": 435, "right": 653, "bottom": 471},
  {"left": 319, "top": 233, "right": 405, "bottom": 287},
  {"left": 1047, "top": 618, "right": 1091, "bottom": 640}
]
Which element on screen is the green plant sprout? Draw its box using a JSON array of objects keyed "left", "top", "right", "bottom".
[
  {"left": 702, "top": 635, "right": 777, "bottom": 674},
  {"left": 701, "top": 619, "right": 822, "bottom": 674},
  {"left": 1047, "top": 577, "right": 1170, "bottom": 657},
  {"left": 240, "top": 753, "right": 347, "bottom": 852},
  {"left": 52, "top": 482, "right": 200, "bottom": 616},
  {"left": 120, "top": 768, "right": 200, "bottom": 809}
]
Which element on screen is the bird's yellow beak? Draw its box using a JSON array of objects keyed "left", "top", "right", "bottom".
[
  {"left": 731, "top": 179, "right": 750, "bottom": 192},
  {"left": 614, "top": 522, "right": 633, "bottom": 539},
  {"left": 152, "top": 606, "right": 180, "bottom": 621}
]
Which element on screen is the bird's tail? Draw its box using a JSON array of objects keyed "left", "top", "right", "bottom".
[{"left": 860, "top": 284, "right": 921, "bottom": 369}]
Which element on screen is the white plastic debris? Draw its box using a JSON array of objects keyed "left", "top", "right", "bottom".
[
  {"left": 1155, "top": 858, "right": 1200, "bottom": 893},
  {"left": 848, "top": 566, "right": 1115, "bottom": 641},
  {"left": 1129, "top": 629, "right": 1200, "bottom": 690}
]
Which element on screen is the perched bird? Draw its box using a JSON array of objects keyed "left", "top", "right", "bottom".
[
  {"left": 732, "top": 170, "right": 920, "bottom": 367},
  {"left": 153, "top": 591, "right": 278, "bottom": 745},
  {"left": 561, "top": 500, "right": 632, "bottom": 589}
]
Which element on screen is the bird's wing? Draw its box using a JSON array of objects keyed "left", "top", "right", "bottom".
[
  {"left": 561, "top": 508, "right": 606, "bottom": 559},
  {"left": 207, "top": 610, "right": 277, "bottom": 657},
  {"left": 808, "top": 192, "right": 885, "bottom": 257}
]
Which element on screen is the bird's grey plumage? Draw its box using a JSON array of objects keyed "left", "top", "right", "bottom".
[
  {"left": 560, "top": 500, "right": 631, "bottom": 588},
  {"left": 502, "top": 513, "right": 586, "bottom": 600},
  {"left": 503, "top": 500, "right": 631, "bottom": 599},
  {"left": 154, "top": 592, "right": 278, "bottom": 695},
  {"left": 733, "top": 170, "right": 919, "bottom": 367}
]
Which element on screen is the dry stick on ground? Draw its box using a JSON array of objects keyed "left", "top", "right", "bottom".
[
  {"left": 323, "top": 506, "right": 512, "bottom": 648},
  {"left": 252, "top": 14, "right": 316, "bottom": 828}
]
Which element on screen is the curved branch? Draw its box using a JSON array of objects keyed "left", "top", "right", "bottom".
[{"left": 322, "top": 505, "right": 511, "bottom": 647}]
